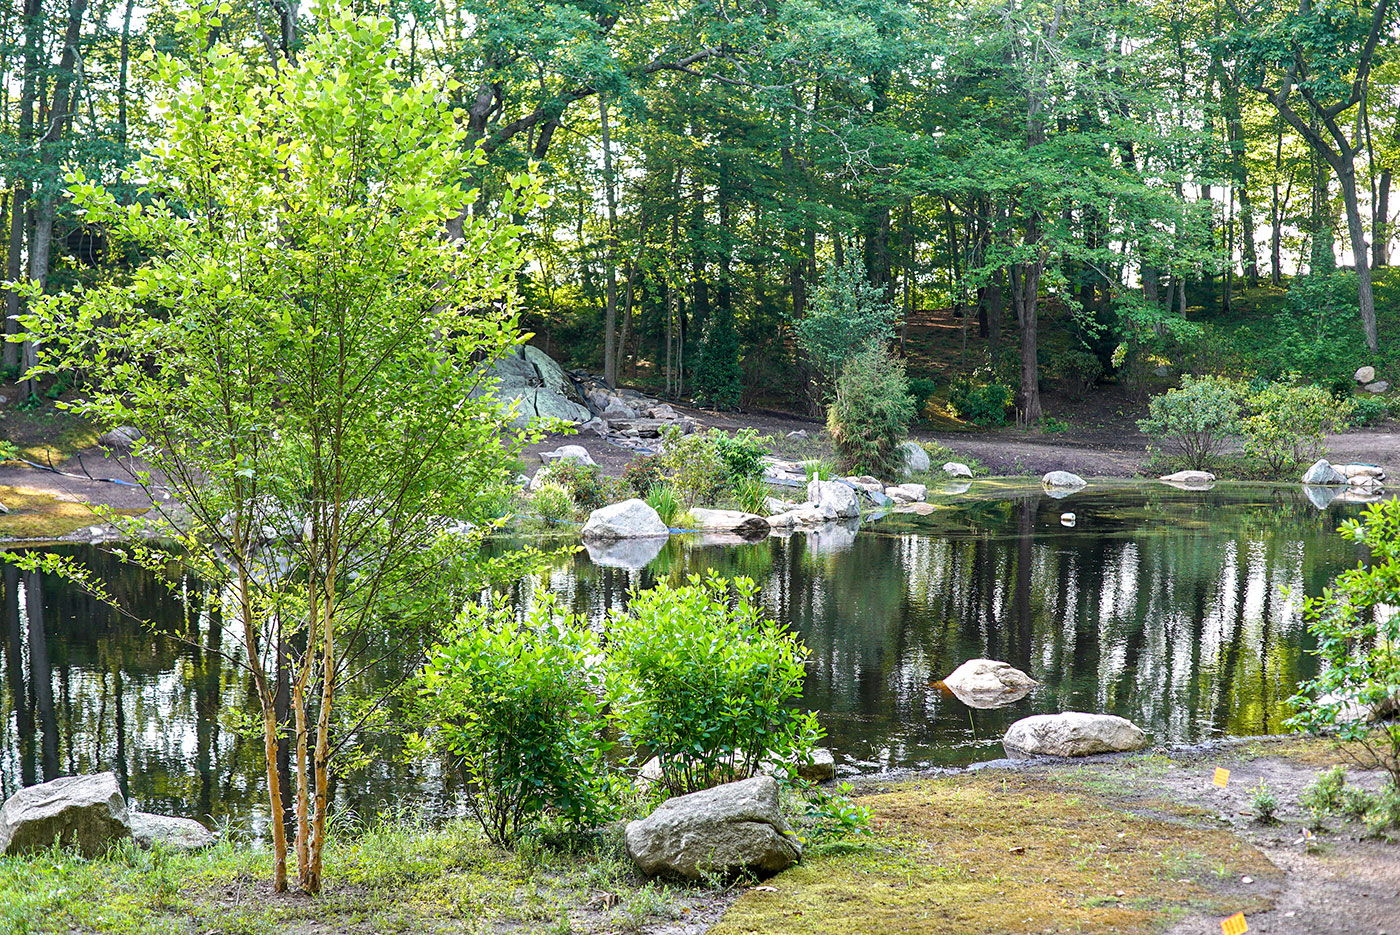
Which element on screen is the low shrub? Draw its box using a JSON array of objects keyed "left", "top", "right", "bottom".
[
  {"left": 656, "top": 427, "right": 770, "bottom": 507},
  {"left": 1047, "top": 348, "right": 1102, "bottom": 400},
  {"left": 531, "top": 483, "right": 576, "bottom": 523},
  {"left": 1136, "top": 375, "right": 1245, "bottom": 471},
  {"left": 1349, "top": 395, "right": 1391, "bottom": 427},
  {"left": 418, "top": 599, "right": 614, "bottom": 846},
  {"left": 543, "top": 460, "right": 624, "bottom": 512},
  {"left": 1363, "top": 787, "right": 1400, "bottom": 837},
  {"left": 623, "top": 455, "right": 664, "bottom": 497},
  {"left": 1249, "top": 782, "right": 1279, "bottom": 823},
  {"left": 947, "top": 378, "right": 1013, "bottom": 427},
  {"left": 1240, "top": 380, "right": 1353, "bottom": 476},
  {"left": 906, "top": 377, "right": 939, "bottom": 419},
  {"left": 607, "top": 573, "right": 820, "bottom": 796},
  {"left": 732, "top": 477, "right": 770, "bottom": 515},
  {"left": 712, "top": 428, "right": 769, "bottom": 484},
  {"left": 827, "top": 342, "right": 916, "bottom": 477}
]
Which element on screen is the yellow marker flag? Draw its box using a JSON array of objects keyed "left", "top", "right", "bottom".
[
  {"left": 1221, "top": 911, "right": 1248, "bottom": 935},
  {"left": 1213, "top": 767, "right": 1230, "bottom": 788}
]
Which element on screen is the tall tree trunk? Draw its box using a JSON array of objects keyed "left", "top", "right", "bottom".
[
  {"left": 599, "top": 95, "right": 619, "bottom": 387},
  {"left": 1375, "top": 168, "right": 1391, "bottom": 268},
  {"left": 116, "top": 0, "right": 135, "bottom": 151}
]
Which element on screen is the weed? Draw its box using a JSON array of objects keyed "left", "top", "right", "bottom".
[{"left": 1249, "top": 782, "right": 1279, "bottom": 823}]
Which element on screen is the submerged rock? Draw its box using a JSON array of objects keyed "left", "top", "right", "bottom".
[
  {"left": 1302, "top": 485, "right": 1339, "bottom": 509},
  {"left": 686, "top": 508, "right": 770, "bottom": 536},
  {"left": 625, "top": 776, "right": 801, "bottom": 880},
  {"left": 1002, "top": 712, "right": 1147, "bottom": 758},
  {"left": 0, "top": 772, "right": 131, "bottom": 857},
  {"left": 940, "top": 659, "right": 1036, "bottom": 708},
  {"left": 581, "top": 499, "right": 669, "bottom": 539},
  {"left": 1159, "top": 470, "right": 1215, "bottom": 486}
]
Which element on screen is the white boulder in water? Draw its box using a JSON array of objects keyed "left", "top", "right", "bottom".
[
  {"left": 1042, "top": 471, "right": 1086, "bottom": 489},
  {"left": 581, "top": 499, "right": 669, "bottom": 539}
]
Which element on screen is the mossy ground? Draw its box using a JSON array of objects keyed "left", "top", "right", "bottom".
[
  {"left": 713, "top": 772, "right": 1275, "bottom": 935},
  {"left": 0, "top": 404, "right": 99, "bottom": 466},
  {"left": 0, "top": 485, "right": 143, "bottom": 540}
]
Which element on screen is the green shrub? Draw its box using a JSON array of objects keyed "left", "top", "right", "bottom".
[
  {"left": 1339, "top": 784, "right": 1377, "bottom": 820},
  {"left": 712, "top": 428, "right": 769, "bottom": 484},
  {"left": 1248, "top": 783, "right": 1279, "bottom": 823},
  {"left": 794, "top": 258, "right": 901, "bottom": 397},
  {"left": 645, "top": 484, "right": 682, "bottom": 526},
  {"left": 947, "top": 378, "right": 1013, "bottom": 427},
  {"left": 827, "top": 342, "right": 916, "bottom": 477},
  {"left": 1349, "top": 395, "right": 1390, "bottom": 427},
  {"left": 543, "top": 460, "right": 623, "bottom": 512},
  {"left": 531, "top": 482, "right": 576, "bottom": 523},
  {"left": 623, "top": 455, "right": 664, "bottom": 497},
  {"left": 1240, "top": 381, "right": 1353, "bottom": 476},
  {"left": 1288, "top": 500, "right": 1400, "bottom": 792},
  {"left": 906, "top": 377, "right": 939, "bottom": 418},
  {"left": 1047, "top": 348, "right": 1102, "bottom": 400},
  {"left": 656, "top": 428, "right": 769, "bottom": 507},
  {"left": 607, "top": 573, "right": 820, "bottom": 796},
  {"left": 1136, "top": 375, "right": 1246, "bottom": 471},
  {"left": 1300, "top": 766, "right": 1349, "bottom": 821},
  {"left": 693, "top": 315, "right": 742, "bottom": 410},
  {"left": 1363, "top": 787, "right": 1400, "bottom": 837},
  {"left": 418, "top": 599, "right": 614, "bottom": 846}
]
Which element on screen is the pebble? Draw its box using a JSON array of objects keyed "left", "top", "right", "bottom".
[{"left": 1242, "top": 876, "right": 1253, "bottom": 884}]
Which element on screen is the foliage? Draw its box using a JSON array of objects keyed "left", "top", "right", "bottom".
[
  {"left": 623, "top": 455, "right": 664, "bottom": 497},
  {"left": 712, "top": 428, "right": 770, "bottom": 484},
  {"left": 11, "top": 5, "right": 544, "bottom": 895},
  {"left": 693, "top": 315, "right": 742, "bottom": 410},
  {"left": 645, "top": 484, "right": 682, "bottom": 526},
  {"left": 827, "top": 343, "right": 916, "bottom": 478},
  {"left": 732, "top": 478, "right": 771, "bottom": 515},
  {"left": 1249, "top": 783, "right": 1279, "bottom": 823},
  {"left": 1299, "top": 766, "right": 1349, "bottom": 819},
  {"left": 542, "top": 460, "right": 623, "bottom": 512},
  {"left": 607, "top": 574, "right": 820, "bottom": 796},
  {"left": 1363, "top": 787, "right": 1400, "bottom": 837},
  {"left": 1349, "top": 395, "right": 1391, "bottom": 427},
  {"left": 1288, "top": 500, "right": 1400, "bottom": 791},
  {"left": 906, "top": 377, "right": 939, "bottom": 420},
  {"left": 794, "top": 781, "right": 871, "bottom": 842},
  {"left": 1045, "top": 348, "right": 1103, "bottom": 400},
  {"left": 1136, "top": 376, "right": 1246, "bottom": 471},
  {"left": 531, "top": 483, "right": 576, "bottom": 523},
  {"left": 418, "top": 599, "right": 614, "bottom": 847},
  {"left": 655, "top": 428, "right": 766, "bottom": 507},
  {"left": 1240, "top": 380, "right": 1353, "bottom": 476},
  {"left": 794, "top": 258, "right": 901, "bottom": 396},
  {"left": 947, "top": 379, "right": 1013, "bottom": 427}
]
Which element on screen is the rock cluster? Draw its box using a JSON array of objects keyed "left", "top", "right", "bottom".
[{"left": 1301, "top": 460, "right": 1387, "bottom": 506}]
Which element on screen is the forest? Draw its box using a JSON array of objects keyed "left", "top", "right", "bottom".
[{"left": 3, "top": 0, "right": 1398, "bottom": 425}]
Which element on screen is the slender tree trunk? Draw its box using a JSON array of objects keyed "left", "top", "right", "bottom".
[
  {"left": 116, "top": 0, "right": 134, "bottom": 151},
  {"left": 599, "top": 95, "right": 619, "bottom": 387},
  {"left": 3, "top": 189, "right": 21, "bottom": 372},
  {"left": 616, "top": 259, "right": 634, "bottom": 379},
  {"left": 1338, "top": 163, "right": 1379, "bottom": 350},
  {"left": 1375, "top": 168, "right": 1391, "bottom": 268}
]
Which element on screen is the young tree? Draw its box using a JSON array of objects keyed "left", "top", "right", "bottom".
[{"left": 16, "top": 4, "right": 545, "bottom": 895}]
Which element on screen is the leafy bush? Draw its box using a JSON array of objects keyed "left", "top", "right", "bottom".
[
  {"left": 1363, "top": 787, "right": 1400, "bottom": 837},
  {"left": 418, "top": 599, "right": 614, "bottom": 846},
  {"left": 1047, "top": 348, "right": 1103, "bottom": 400},
  {"left": 1249, "top": 783, "right": 1279, "bottom": 823},
  {"left": 645, "top": 484, "right": 682, "bottom": 526},
  {"left": 693, "top": 315, "right": 742, "bottom": 410},
  {"left": 906, "top": 377, "right": 939, "bottom": 419},
  {"left": 656, "top": 428, "right": 768, "bottom": 507},
  {"left": 827, "top": 342, "right": 916, "bottom": 477},
  {"left": 1136, "top": 375, "right": 1246, "bottom": 471},
  {"left": 1240, "top": 381, "right": 1354, "bottom": 476},
  {"left": 947, "top": 378, "right": 1013, "bottom": 427},
  {"left": 542, "top": 460, "right": 623, "bottom": 512},
  {"left": 794, "top": 258, "right": 901, "bottom": 396},
  {"left": 1339, "top": 784, "right": 1377, "bottom": 820},
  {"left": 1349, "top": 395, "right": 1391, "bottom": 427},
  {"left": 1289, "top": 502, "right": 1400, "bottom": 792},
  {"left": 607, "top": 574, "right": 820, "bottom": 796},
  {"left": 531, "top": 483, "right": 576, "bottom": 523},
  {"left": 1300, "top": 766, "right": 1349, "bottom": 818},
  {"left": 712, "top": 428, "right": 769, "bottom": 484},
  {"left": 623, "top": 455, "right": 664, "bottom": 497}
]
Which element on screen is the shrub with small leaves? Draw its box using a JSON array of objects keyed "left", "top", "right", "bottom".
[
  {"left": 1249, "top": 782, "right": 1279, "bottom": 823},
  {"left": 1363, "top": 786, "right": 1400, "bottom": 837},
  {"left": 947, "top": 379, "right": 1013, "bottom": 427},
  {"left": 1339, "top": 784, "right": 1377, "bottom": 820},
  {"left": 1300, "top": 766, "right": 1348, "bottom": 820},
  {"left": 542, "top": 460, "right": 623, "bottom": 512},
  {"left": 1137, "top": 375, "right": 1246, "bottom": 470},
  {"left": 1241, "top": 380, "right": 1353, "bottom": 476},
  {"left": 531, "top": 482, "right": 576, "bottom": 523},
  {"left": 623, "top": 455, "right": 664, "bottom": 497}
]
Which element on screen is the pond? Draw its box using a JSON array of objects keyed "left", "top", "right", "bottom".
[{"left": 0, "top": 481, "right": 1373, "bottom": 828}]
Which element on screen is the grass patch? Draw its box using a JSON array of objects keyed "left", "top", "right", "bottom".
[
  {"left": 711, "top": 773, "right": 1276, "bottom": 935},
  {"left": 0, "top": 486, "right": 145, "bottom": 540},
  {"left": 0, "top": 405, "right": 100, "bottom": 466}
]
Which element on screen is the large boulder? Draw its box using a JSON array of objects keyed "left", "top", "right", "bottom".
[
  {"left": 0, "top": 772, "right": 131, "bottom": 857},
  {"left": 581, "top": 499, "right": 670, "bottom": 540},
  {"left": 131, "top": 813, "right": 215, "bottom": 851},
  {"left": 941, "top": 659, "right": 1037, "bottom": 708},
  {"left": 1002, "top": 713, "right": 1147, "bottom": 758},
  {"left": 1042, "top": 471, "right": 1086, "bottom": 489},
  {"left": 98, "top": 426, "right": 142, "bottom": 449},
  {"left": 686, "top": 508, "right": 770, "bottom": 536},
  {"left": 625, "top": 776, "right": 801, "bottom": 880},
  {"left": 942, "top": 462, "right": 973, "bottom": 479},
  {"left": 480, "top": 348, "right": 591, "bottom": 426},
  {"left": 1302, "top": 459, "right": 1346, "bottom": 486},
  {"left": 538, "top": 444, "right": 596, "bottom": 467},
  {"left": 1356, "top": 366, "right": 1377, "bottom": 384},
  {"left": 898, "top": 441, "right": 931, "bottom": 475},
  {"left": 806, "top": 479, "right": 861, "bottom": 519},
  {"left": 767, "top": 503, "right": 837, "bottom": 528}
]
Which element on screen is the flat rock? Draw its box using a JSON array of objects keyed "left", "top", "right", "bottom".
[
  {"left": 1002, "top": 712, "right": 1147, "bottom": 758},
  {"left": 0, "top": 772, "right": 131, "bottom": 857},
  {"left": 1301, "top": 459, "right": 1345, "bottom": 486},
  {"left": 1365, "top": 381, "right": 1390, "bottom": 394},
  {"left": 767, "top": 503, "right": 837, "bottom": 527},
  {"left": 1159, "top": 470, "right": 1215, "bottom": 485},
  {"left": 581, "top": 499, "right": 670, "bottom": 540},
  {"left": 686, "top": 508, "right": 770, "bottom": 535},
  {"left": 899, "top": 441, "right": 931, "bottom": 475},
  {"left": 1355, "top": 366, "right": 1376, "bottom": 383},
  {"left": 942, "top": 462, "right": 973, "bottom": 478},
  {"left": 131, "top": 812, "right": 215, "bottom": 851},
  {"left": 1338, "top": 463, "right": 1385, "bottom": 480},
  {"left": 941, "top": 658, "right": 1036, "bottom": 708},
  {"left": 1042, "top": 471, "right": 1086, "bottom": 489},
  {"left": 625, "top": 776, "right": 801, "bottom": 880},
  {"left": 806, "top": 479, "right": 861, "bottom": 519}
]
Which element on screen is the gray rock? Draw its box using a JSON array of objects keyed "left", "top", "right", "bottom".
[
  {"left": 1366, "top": 381, "right": 1391, "bottom": 394},
  {"left": 131, "top": 812, "right": 215, "bottom": 851},
  {"left": 1042, "top": 471, "right": 1086, "bottom": 489},
  {"left": 1338, "top": 463, "right": 1385, "bottom": 480},
  {"left": 1159, "top": 470, "right": 1215, "bottom": 485},
  {"left": 1002, "top": 712, "right": 1147, "bottom": 758},
  {"left": 538, "top": 444, "right": 596, "bottom": 467},
  {"left": 582, "top": 499, "right": 670, "bottom": 540},
  {"left": 898, "top": 441, "right": 931, "bottom": 475},
  {"left": 797, "top": 747, "right": 836, "bottom": 783},
  {"left": 0, "top": 772, "right": 131, "bottom": 857},
  {"left": 1301, "top": 459, "right": 1346, "bottom": 485},
  {"left": 1355, "top": 366, "right": 1376, "bottom": 384},
  {"left": 98, "top": 426, "right": 143, "bottom": 449},
  {"left": 1152, "top": 365, "right": 1172, "bottom": 378},
  {"left": 522, "top": 344, "right": 587, "bottom": 406},
  {"left": 767, "top": 503, "right": 836, "bottom": 527},
  {"left": 942, "top": 462, "right": 973, "bottom": 478},
  {"left": 686, "top": 508, "right": 770, "bottom": 535},
  {"left": 806, "top": 479, "right": 860, "bottom": 519},
  {"left": 480, "top": 350, "right": 592, "bottom": 426},
  {"left": 600, "top": 400, "right": 639, "bottom": 420},
  {"left": 786, "top": 429, "right": 808, "bottom": 439},
  {"left": 584, "top": 535, "right": 669, "bottom": 571},
  {"left": 625, "top": 776, "right": 801, "bottom": 880},
  {"left": 940, "top": 659, "right": 1036, "bottom": 708}
]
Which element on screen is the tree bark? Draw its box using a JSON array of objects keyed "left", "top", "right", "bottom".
[
  {"left": 599, "top": 96, "right": 619, "bottom": 387},
  {"left": 1375, "top": 168, "right": 1391, "bottom": 268}
]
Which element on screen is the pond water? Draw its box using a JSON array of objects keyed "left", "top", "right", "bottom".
[{"left": 0, "top": 482, "right": 1374, "bottom": 827}]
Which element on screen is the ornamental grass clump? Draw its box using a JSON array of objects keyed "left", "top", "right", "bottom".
[{"left": 607, "top": 573, "right": 821, "bottom": 796}]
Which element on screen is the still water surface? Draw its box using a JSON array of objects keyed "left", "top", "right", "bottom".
[{"left": 0, "top": 482, "right": 1372, "bottom": 826}]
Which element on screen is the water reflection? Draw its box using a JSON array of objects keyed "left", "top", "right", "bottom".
[{"left": 0, "top": 483, "right": 1373, "bottom": 823}]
